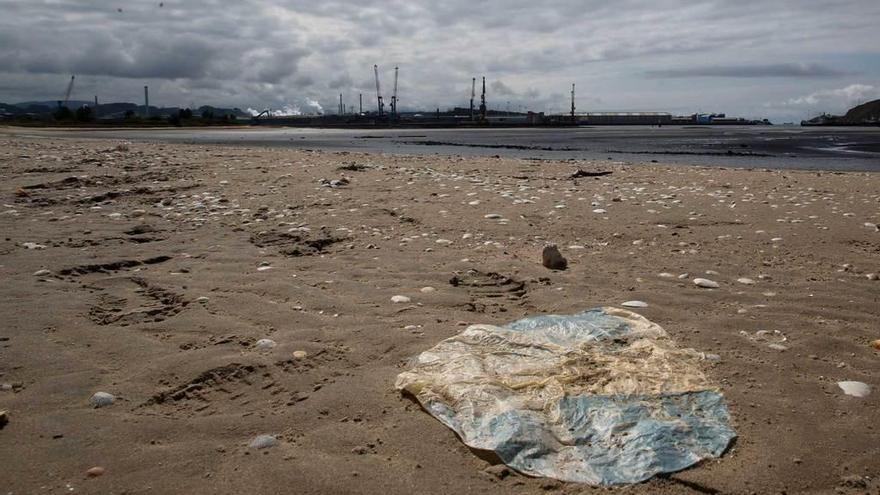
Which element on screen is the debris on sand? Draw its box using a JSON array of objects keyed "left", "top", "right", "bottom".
[
  {"left": 391, "top": 295, "right": 411, "bottom": 303},
  {"left": 337, "top": 162, "right": 370, "bottom": 172},
  {"left": 249, "top": 434, "right": 278, "bottom": 449},
  {"left": 89, "top": 392, "right": 115, "bottom": 408},
  {"left": 254, "top": 339, "right": 277, "bottom": 351},
  {"left": 86, "top": 466, "right": 106, "bottom": 477},
  {"left": 397, "top": 308, "right": 735, "bottom": 485},
  {"left": 740, "top": 330, "right": 788, "bottom": 351},
  {"left": 542, "top": 244, "right": 567, "bottom": 270},
  {"left": 569, "top": 169, "right": 612, "bottom": 179},
  {"left": 837, "top": 381, "right": 871, "bottom": 398},
  {"left": 693, "top": 278, "right": 720, "bottom": 289},
  {"left": 320, "top": 178, "right": 349, "bottom": 188},
  {"left": 621, "top": 300, "right": 648, "bottom": 308}
]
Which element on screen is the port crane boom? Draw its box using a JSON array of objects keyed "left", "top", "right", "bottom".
[
  {"left": 374, "top": 65, "right": 384, "bottom": 116},
  {"left": 60, "top": 75, "right": 75, "bottom": 108}
]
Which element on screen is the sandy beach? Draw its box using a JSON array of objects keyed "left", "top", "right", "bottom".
[{"left": 1, "top": 132, "right": 878, "bottom": 494}]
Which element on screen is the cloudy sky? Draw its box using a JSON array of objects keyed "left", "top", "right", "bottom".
[{"left": 1, "top": 0, "right": 878, "bottom": 121}]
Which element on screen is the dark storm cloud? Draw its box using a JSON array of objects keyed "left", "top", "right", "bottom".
[
  {"left": 328, "top": 74, "right": 355, "bottom": 89},
  {"left": 0, "top": 0, "right": 877, "bottom": 121},
  {"left": 646, "top": 63, "right": 851, "bottom": 79},
  {"left": 490, "top": 81, "right": 516, "bottom": 96}
]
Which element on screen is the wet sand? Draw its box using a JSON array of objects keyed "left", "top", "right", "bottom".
[
  {"left": 1, "top": 133, "right": 878, "bottom": 494},
  {"left": 9, "top": 125, "right": 880, "bottom": 171}
]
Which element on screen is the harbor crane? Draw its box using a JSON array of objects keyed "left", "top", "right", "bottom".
[
  {"left": 470, "top": 77, "right": 476, "bottom": 121},
  {"left": 374, "top": 64, "right": 384, "bottom": 116},
  {"left": 479, "top": 76, "right": 487, "bottom": 122},
  {"left": 59, "top": 75, "right": 75, "bottom": 109},
  {"left": 390, "top": 66, "right": 399, "bottom": 118}
]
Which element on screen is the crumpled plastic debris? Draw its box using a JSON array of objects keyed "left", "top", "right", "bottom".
[{"left": 395, "top": 307, "right": 736, "bottom": 485}]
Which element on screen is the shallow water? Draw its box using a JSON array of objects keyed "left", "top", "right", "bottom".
[{"left": 20, "top": 125, "right": 880, "bottom": 171}]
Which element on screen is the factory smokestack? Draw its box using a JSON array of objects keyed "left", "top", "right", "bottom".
[
  {"left": 470, "top": 77, "right": 475, "bottom": 121},
  {"left": 144, "top": 86, "right": 149, "bottom": 118},
  {"left": 479, "top": 77, "right": 487, "bottom": 122}
]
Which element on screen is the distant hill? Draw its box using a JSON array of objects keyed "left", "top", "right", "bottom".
[
  {"left": 1, "top": 100, "right": 250, "bottom": 120},
  {"left": 15, "top": 100, "right": 92, "bottom": 109},
  {"left": 802, "top": 99, "right": 880, "bottom": 126},
  {"left": 841, "top": 99, "right": 880, "bottom": 124}
]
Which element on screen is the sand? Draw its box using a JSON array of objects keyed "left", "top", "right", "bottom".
[{"left": 0, "top": 133, "right": 878, "bottom": 494}]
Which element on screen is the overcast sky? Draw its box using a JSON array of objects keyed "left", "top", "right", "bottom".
[{"left": 1, "top": 0, "right": 878, "bottom": 121}]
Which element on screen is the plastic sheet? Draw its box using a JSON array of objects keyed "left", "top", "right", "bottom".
[{"left": 395, "top": 307, "right": 736, "bottom": 485}]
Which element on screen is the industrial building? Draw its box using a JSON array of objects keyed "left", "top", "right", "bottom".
[{"left": 575, "top": 112, "right": 672, "bottom": 125}]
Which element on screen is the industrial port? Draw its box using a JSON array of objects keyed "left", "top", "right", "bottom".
[{"left": 1, "top": 68, "right": 773, "bottom": 127}]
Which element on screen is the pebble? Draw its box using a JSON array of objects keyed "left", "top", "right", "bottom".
[
  {"left": 292, "top": 350, "right": 308, "bottom": 359},
  {"left": 592, "top": 208, "right": 607, "bottom": 214},
  {"left": 391, "top": 295, "right": 411, "bottom": 303},
  {"left": 483, "top": 213, "right": 503, "bottom": 219},
  {"left": 737, "top": 278, "right": 756, "bottom": 285},
  {"left": 248, "top": 434, "right": 278, "bottom": 449},
  {"left": 22, "top": 242, "right": 46, "bottom": 250},
  {"left": 542, "top": 244, "right": 567, "bottom": 270},
  {"left": 89, "top": 392, "right": 115, "bottom": 408},
  {"left": 420, "top": 287, "right": 436, "bottom": 293},
  {"left": 620, "top": 301, "right": 648, "bottom": 308},
  {"left": 871, "top": 340, "right": 880, "bottom": 351},
  {"left": 33, "top": 269, "right": 51, "bottom": 276},
  {"left": 257, "top": 266, "right": 273, "bottom": 271},
  {"left": 693, "top": 278, "right": 720, "bottom": 288},
  {"left": 86, "top": 466, "right": 105, "bottom": 478},
  {"left": 767, "top": 344, "right": 788, "bottom": 351},
  {"left": 867, "top": 273, "right": 878, "bottom": 281},
  {"left": 196, "top": 296, "right": 210, "bottom": 303},
  {"left": 658, "top": 272, "right": 675, "bottom": 278},
  {"left": 255, "top": 339, "right": 277, "bottom": 350},
  {"left": 837, "top": 381, "right": 871, "bottom": 398},
  {"left": 435, "top": 239, "right": 453, "bottom": 245}
]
